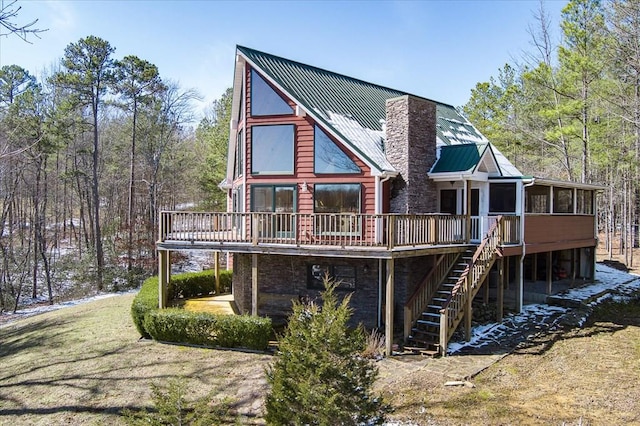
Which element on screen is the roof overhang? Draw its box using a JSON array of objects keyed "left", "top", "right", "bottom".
[{"left": 526, "top": 177, "right": 608, "bottom": 191}]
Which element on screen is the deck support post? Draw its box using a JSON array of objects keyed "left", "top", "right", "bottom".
[
  {"left": 515, "top": 256, "right": 523, "bottom": 312},
  {"left": 385, "top": 258, "right": 394, "bottom": 356},
  {"left": 214, "top": 251, "right": 220, "bottom": 294},
  {"left": 158, "top": 250, "right": 170, "bottom": 309},
  {"left": 546, "top": 251, "right": 553, "bottom": 294},
  {"left": 532, "top": 253, "right": 538, "bottom": 282},
  {"left": 505, "top": 256, "right": 510, "bottom": 290},
  {"left": 465, "top": 275, "right": 472, "bottom": 341},
  {"left": 251, "top": 254, "right": 258, "bottom": 316},
  {"left": 497, "top": 258, "right": 504, "bottom": 322}
]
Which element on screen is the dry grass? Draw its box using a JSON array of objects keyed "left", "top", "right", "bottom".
[
  {"left": 379, "top": 299, "right": 640, "bottom": 425},
  {"left": 0, "top": 294, "right": 272, "bottom": 425},
  {"left": 1, "top": 291, "right": 639, "bottom": 425}
]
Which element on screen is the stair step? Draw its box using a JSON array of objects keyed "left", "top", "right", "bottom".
[
  {"left": 433, "top": 297, "right": 447, "bottom": 302},
  {"left": 416, "top": 319, "right": 439, "bottom": 327},
  {"left": 427, "top": 304, "right": 442, "bottom": 310},
  {"left": 422, "top": 312, "right": 439, "bottom": 319},
  {"left": 411, "top": 329, "right": 439, "bottom": 338},
  {"left": 404, "top": 346, "right": 440, "bottom": 357},
  {"left": 436, "top": 290, "right": 451, "bottom": 295}
]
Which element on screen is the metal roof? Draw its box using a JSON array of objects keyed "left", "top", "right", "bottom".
[
  {"left": 236, "top": 46, "right": 521, "bottom": 177},
  {"left": 431, "top": 143, "right": 488, "bottom": 173}
]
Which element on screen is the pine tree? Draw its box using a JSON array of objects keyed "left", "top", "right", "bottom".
[{"left": 265, "top": 279, "right": 387, "bottom": 425}]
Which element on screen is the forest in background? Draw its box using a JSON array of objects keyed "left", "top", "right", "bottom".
[
  {"left": 0, "top": 31, "right": 232, "bottom": 312},
  {"left": 2, "top": 0, "right": 639, "bottom": 312},
  {"left": 463, "top": 0, "right": 640, "bottom": 267}
]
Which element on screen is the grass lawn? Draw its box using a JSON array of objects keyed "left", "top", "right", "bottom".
[
  {"left": 0, "top": 294, "right": 272, "bottom": 425},
  {"left": 1, "top": 292, "right": 639, "bottom": 425},
  {"left": 378, "top": 299, "right": 640, "bottom": 425}
]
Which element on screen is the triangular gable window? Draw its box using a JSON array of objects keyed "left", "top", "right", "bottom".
[
  {"left": 314, "top": 125, "right": 360, "bottom": 174},
  {"left": 250, "top": 69, "right": 293, "bottom": 116}
]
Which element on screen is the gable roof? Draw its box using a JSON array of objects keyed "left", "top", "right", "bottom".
[
  {"left": 431, "top": 143, "right": 488, "bottom": 174},
  {"left": 234, "top": 45, "right": 522, "bottom": 178}
]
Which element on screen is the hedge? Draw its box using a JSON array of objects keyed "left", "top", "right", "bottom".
[
  {"left": 143, "top": 309, "right": 272, "bottom": 350},
  {"left": 131, "top": 270, "right": 271, "bottom": 350}
]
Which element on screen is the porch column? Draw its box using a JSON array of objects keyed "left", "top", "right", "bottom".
[
  {"left": 546, "top": 251, "right": 553, "bottom": 294},
  {"left": 214, "top": 251, "right": 220, "bottom": 294},
  {"left": 158, "top": 250, "right": 170, "bottom": 309},
  {"left": 497, "top": 258, "right": 504, "bottom": 322},
  {"left": 251, "top": 253, "right": 258, "bottom": 316},
  {"left": 465, "top": 180, "right": 471, "bottom": 242},
  {"left": 385, "top": 258, "right": 395, "bottom": 356}
]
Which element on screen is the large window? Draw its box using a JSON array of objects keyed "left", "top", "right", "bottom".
[
  {"left": 250, "top": 69, "right": 293, "bottom": 116},
  {"left": 308, "top": 263, "right": 356, "bottom": 290},
  {"left": 526, "top": 185, "right": 550, "bottom": 213},
  {"left": 440, "top": 189, "right": 457, "bottom": 214},
  {"left": 489, "top": 183, "right": 516, "bottom": 213},
  {"left": 251, "top": 125, "right": 294, "bottom": 175},
  {"left": 251, "top": 185, "right": 296, "bottom": 238},
  {"left": 553, "top": 187, "right": 573, "bottom": 213},
  {"left": 314, "top": 125, "right": 360, "bottom": 174},
  {"left": 314, "top": 184, "right": 360, "bottom": 213}
]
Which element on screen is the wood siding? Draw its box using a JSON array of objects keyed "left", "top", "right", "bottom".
[
  {"left": 524, "top": 215, "right": 596, "bottom": 254},
  {"left": 237, "top": 65, "right": 375, "bottom": 215}
]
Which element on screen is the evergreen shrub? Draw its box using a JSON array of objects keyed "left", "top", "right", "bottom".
[
  {"left": 143, "top": 309, "right": 271, "bottom": 350},
  {"left": 265, "top": 278, "right": 388, "bottom": 425}
]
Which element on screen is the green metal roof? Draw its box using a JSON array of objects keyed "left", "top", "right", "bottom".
[
  {"left": 431, "top": 143, "right": 488, "bottom": 173},
  {"left": 236, "top": 46, "right": 521, "bottom": 177}
]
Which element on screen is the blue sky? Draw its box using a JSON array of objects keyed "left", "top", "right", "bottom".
[{"left": 0, "top": 0, "right": 565, "bottom": 118}]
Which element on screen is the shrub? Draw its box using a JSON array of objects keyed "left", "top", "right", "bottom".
[
  {"left": 265, "top": 278, "right": 388, "bottom": 425},
  {"left": 131, "top": 275, "right": 159, "bottom": 338},
  {"left": 143, "top": 309, "right": 272, "bottom": 351},
  {"left": 131, "top": 270, "right": 232, "bottom": 338},
  {"left": 122, "top": 377, "right": 234, "bottom": 425}
]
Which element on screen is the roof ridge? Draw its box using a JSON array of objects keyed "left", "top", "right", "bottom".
[{"left": 236, "top": 45, "right": 454, "bottom": 108}]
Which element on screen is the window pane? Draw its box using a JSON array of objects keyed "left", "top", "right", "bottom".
[
  {"left": 275, "top": 187, "right": 294, "bottom": 213},
  {"left": 314, "top": 125, "right": 360, "bottom": 174},
  {"left": 314, "top": 184, "right": 360, "bottom": 213},
  {"left": 440, "top": 189, "right": 457, "bottom": 214},
  {"left": 553, "top": 187, "right": 573, "bottom": 213},
  {"left": 307, "top": 264, "right": 356, "bottom": 290},
  {"left": 235, "top": 129, "right": 244, "bottom": 178},
  {"left": 251, "top": 125, "right": 294, "bottom": 174},
  {"left": 250, "top": 69, "right": 293, "bottom": 116},
  {"left": 252, "top": 186, "right": 273, "bottom": 212},
  {"left": 577, "top": 189, "right": 593, "bottom": 214},
  {"left": 525, "top": 185, "right": 550, "bottom": 213},
  {"left": 489, "top": 183, "right": 516, "bottom": 213}
]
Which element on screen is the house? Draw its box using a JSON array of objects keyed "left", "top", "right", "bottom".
[{"left": 156, "top": 46, "right": 603, "bottom": 356}]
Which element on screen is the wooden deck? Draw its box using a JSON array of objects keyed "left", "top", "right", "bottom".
[{"left": 157, "top": 211, "right": 521, "bottom": 258}]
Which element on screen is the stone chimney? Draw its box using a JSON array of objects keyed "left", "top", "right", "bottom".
[{"left": 385, "top": 95, "right": 438, "bottom": 213}]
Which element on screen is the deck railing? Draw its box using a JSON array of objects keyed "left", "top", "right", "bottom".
[{"left": 158, "top": 211, "right": 478, "bottom": 249}]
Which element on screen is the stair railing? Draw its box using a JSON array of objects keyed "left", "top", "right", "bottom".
[
  {"left": 403, "top": 252, "right": 459, "bottom": 340},
  {"left": 439, "top": 215, "right": 503, "bottom": 355}
]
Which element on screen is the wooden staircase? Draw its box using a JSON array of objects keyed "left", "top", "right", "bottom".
[{"left": 404, "top": 216, "right": 504, "bottom": 356}]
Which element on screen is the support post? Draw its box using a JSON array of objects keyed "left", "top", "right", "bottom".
[
  {"left": 465, "top": 180, "right": 472, "bottom": 242},
  {"left": 532, "top": 253, "right": 538, "bottom": 282},
  {"left": 497, "top": 258, "right": 504, "bottom": 322},
  {"left": 505, "top": 256, "right": 510, "bottom": 290},
  {"left": 465, "top": 275, "right": 472, "bottom": 341},
  {"left": 546, "top": 251, "right": 553, "bottom": 294},
  {"left": 251, "top": 254, "right": 258, "bottom": 316},
  {"left": 571, "top": 248, "right": 577, "bottom": 287},
  {"left": 385, "top": 258, "right": 395, "bottom": 356},
  {"left": 158, "top": 250, "right": 169, "bottom": 309},
  {"left": 214, "top": 251, "right": 220, "bottom": 294},
  {"left": 483, "top": 276, "right": 489, "bottom": 304},
  {"left": 515, "top": 255, "right": 523, "bottom": 312}
]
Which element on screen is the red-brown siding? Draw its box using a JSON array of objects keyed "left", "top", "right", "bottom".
[
  {"left": 238, "top": 65, "right": 375, "bottom": 215},
  {"left": 524, "top": 215, "right": 596, "bottom": 254}
]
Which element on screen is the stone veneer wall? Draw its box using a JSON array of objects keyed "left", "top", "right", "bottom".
[{"left": 385, "top": 95, "right": 438, "bottom": 214}]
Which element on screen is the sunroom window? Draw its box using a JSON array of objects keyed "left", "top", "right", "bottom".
[
  {"left": 553, "top": 187, "right": 573, "bottom": 213},
  {"left": 250, "top": 69, "right": 293, "bottom": 116},
  {"left": 314, "top": 125, "right": 360, "bottom": 174},
  {"left": 525, "top": 185, "right": 550, "bottom": 213},
  {"left": 251, "top": 124, "right": 294, "bottom": 175},
  {"left": 489, "top": 183, "right": 516, "bottom": 213}
]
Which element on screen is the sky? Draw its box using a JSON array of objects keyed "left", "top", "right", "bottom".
[{"left": 0, "top": 0, "right": 566, "bottom": 119}]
